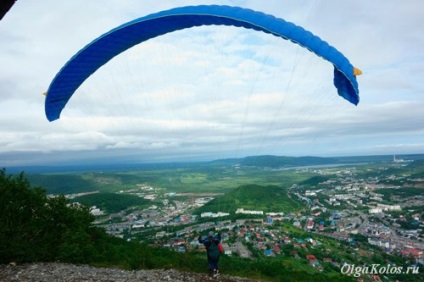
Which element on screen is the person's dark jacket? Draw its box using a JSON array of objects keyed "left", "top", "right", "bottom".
[{"left": 198, "top": 232, "right": 221, "bottom": 258}]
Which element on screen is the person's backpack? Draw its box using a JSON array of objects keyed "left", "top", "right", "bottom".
[
  {"left": 218, "top": 243, "right": 224, "bottom": 253},
  {"left": 208, "top": 240, "right": 220, "bottom": 260}
]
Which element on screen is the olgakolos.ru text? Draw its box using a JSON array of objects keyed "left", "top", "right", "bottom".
[{"left": 340, "top": 264, "right": 419, "bottom": 277}]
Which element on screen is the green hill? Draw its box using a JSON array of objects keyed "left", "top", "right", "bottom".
[
  {"left": 195, "top": 184, "right": 304, "bottom": 214},
  {"left": 71, "top": 193, "right": 152, "bottom": 214}
]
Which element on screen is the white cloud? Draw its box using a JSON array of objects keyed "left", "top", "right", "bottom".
[{"left": 1, "top": 0, "right": 423, "bottom": 166}]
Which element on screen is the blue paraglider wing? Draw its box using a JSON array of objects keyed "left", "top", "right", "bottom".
[{"left": 45, "top": 5, "right": 360, "bottom": 121}]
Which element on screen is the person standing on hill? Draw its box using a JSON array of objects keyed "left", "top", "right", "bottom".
[{"left": 198, "top": 230, "right": 222, "bottom": 276}]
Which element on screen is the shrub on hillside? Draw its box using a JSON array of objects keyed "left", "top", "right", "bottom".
[{"left": 0, "top": 169, "right": 105, "bottom": 263}]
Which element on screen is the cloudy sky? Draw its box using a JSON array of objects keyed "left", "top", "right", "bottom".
[{"left": 1, "top": 1, "right": 423, "bottom": 166}]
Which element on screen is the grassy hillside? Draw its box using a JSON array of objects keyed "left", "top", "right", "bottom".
[
  {"left": 71, "top": 193, "right": 152, "bottom": 213},
  {"left": 298, "top": 175, "right": 332, "bottom": 188},
  {"left": 195, "top": 184, "right": 305, "bottom": 214}
]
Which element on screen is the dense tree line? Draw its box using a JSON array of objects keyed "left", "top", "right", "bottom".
[{"left": 0, "top": 169, "right": 104, "bottom": 263}]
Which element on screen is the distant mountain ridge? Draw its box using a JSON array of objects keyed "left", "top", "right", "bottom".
[
  {"left": 6, "top": 154, "right": 424, "bottom": 173},
  {"left": 209, "top": 155, "right": 355, "bottom": 168},
  {"left": 239, "top": 155, "right": 339, "bottom": 168},
  {"left": 210, "top": 154, "right": 424, "bottom": 168}
]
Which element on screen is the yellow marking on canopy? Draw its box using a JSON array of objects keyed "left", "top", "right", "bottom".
[{"left": 353, "top": 67, "right": 362, "bottom": 76}]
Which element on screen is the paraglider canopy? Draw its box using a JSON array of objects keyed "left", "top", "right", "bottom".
[
  {"left": 0, "top": 0, "right": 16, "bottom": 20},
  {"left": 45, "top": 5, "right": 360, "bottom": 122}
]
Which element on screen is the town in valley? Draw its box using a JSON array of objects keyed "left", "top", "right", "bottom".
[{"left": 37, "top": 154, "right": 424, "bottom": 281}]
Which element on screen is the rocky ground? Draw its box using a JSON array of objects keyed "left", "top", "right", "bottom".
[{"left": 0, "top": 263, "right": 260, "bottom": 282}]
